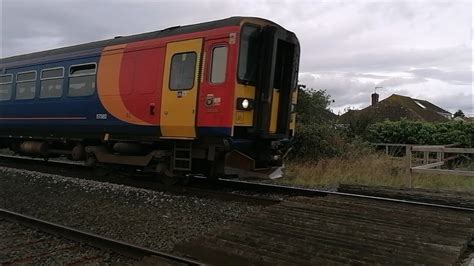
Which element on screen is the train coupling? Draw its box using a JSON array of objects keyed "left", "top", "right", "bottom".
[{"left": 224, "top": 150, "right": 283, "bottom": 179}]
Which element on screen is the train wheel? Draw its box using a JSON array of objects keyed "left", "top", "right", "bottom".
[{"left": 155, "top": 162, "right": 178, "bottom": 185}]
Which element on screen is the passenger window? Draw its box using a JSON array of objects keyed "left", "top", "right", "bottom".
[
  {"left": 210, "top": 46, "right": 228, "bottom": 84},
  {"left": 0, "top": 74, "right": 13, "bottom": 101},
  {"left": 169, "top": 52, "right": 197, "bottom": 91},
  {"left": 17, "top": 71, "right": 36, "bottom": 82},
  {"left": 68, "top": 63, "right": 96, "bottom": 97},
  {"left": 16, "top": 71, "right": 37, "bottom": 100},
  {"left": 40, "top": 68, "right": 64, "bottom": 98}
]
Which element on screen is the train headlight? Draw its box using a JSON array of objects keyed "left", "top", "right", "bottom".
[
  {"left": 242, "top": 99, "right": 249, "bottom": 109},
  {"left": 236, "top": 98, "right": 254, "bottom": 110}
]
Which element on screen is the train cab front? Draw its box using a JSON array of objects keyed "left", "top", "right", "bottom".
[{"left": 225, "top": 19, "right": 300, "bottom": 179}]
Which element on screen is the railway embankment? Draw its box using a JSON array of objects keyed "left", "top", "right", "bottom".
[{"left": 0, "top": 166, "right": 261, "bottom": 253}]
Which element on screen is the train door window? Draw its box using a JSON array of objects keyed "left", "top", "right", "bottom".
[
  {"left": 169, "top": 52, "right": 197, "bottom": 91},
  {"left": 15, "top": 71, "right": 37, "bottom": 100},
  {"left": 210, "top": 46, "right": 228, "bottom": 84},
  {"left": 0, "top": 74, "right": 13, "bottom": 101},
  {"left": 40, "top": 67, "right": 64, "bottom": 98},
  {"left": 68, "top": 63, "right": 96, "bottom": 97}
]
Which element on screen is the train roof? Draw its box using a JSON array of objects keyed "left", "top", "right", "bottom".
[{"left": 0, "top": 16, "right": 280, "bottom": 69}]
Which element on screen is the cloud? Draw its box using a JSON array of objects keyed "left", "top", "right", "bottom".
[
  {"left": 429, "top": 92, "right": 474, "bottom": 115},
  {"left": 409, "top": 68, "right": 473, "bottom": 85},
  {"left": 299, "top": 71, "right": 473, "bottom": 115},
  {"left": 1, "top": 0, "right": 472, "bottom": 115},
  {"left": 301, "top": 45, "right": 472, "bottom": 73},
  {"left": 377, "top": 76, "right": 427, "bottom": 87},
  {"left": 299, "top": 72, "right": 376, "bottom": 112},
  {"left": 1, "top": 0, "right": 235, "bottom": 57}
]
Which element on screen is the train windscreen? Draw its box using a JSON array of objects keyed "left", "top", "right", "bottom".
[{"left": 238, "top": 25, "right": 260, "bottom": 84}]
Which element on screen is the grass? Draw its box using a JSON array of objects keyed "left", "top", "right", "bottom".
[{"left": 281, "top": 153, "right": 474, "bottom": 192}]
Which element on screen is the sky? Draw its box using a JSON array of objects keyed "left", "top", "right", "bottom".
[{"left": 1, "top": 0, "right": 473, "bottom": 115}]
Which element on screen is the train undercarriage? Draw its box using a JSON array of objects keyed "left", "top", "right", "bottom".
[{"left": 0, "top": 137, "right": 287, "bottom": 183}]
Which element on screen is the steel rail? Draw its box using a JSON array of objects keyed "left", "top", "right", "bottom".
[
  {"left": 0, "top": 154, "right": 280, "bottom": 206},
  {"left": 2, "top": 154, "right": 473, "bottom": 212},
  {"left": 217, "top": 179, "right": 474, "bottom": 213},
  {"left": 0, "top": 208, "right": 203, "bottom": 265},
  {"left": 0, "top": 154, "right": 84, "bottom": 166}
]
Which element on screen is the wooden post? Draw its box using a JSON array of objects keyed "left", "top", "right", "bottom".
[
  {"left": 405, "top": 144, "right": 473, "bottom": 179},
  {"left": 405, "top": 145, "right": 412, "bottom": 188},
  {"left": 385, "top": 145, "right": 389, "bottom": 156},
  {"left": 436, "top": 151, "right": 442, "bottom": 169}
]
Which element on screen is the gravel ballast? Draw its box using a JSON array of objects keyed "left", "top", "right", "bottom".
[{"left": 0, "top": 166, "right": 262, "bottom": 252}]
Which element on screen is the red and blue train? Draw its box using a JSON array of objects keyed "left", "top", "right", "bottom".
[{"left": 0, "top": 17, "right": 300, "bottom": 181}]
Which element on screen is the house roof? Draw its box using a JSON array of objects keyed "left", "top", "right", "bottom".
[
  {"left": 322, "top": 109, "right": 339, "bottom": 121},
  {"left": 465, "top": 117, "right": 474, "bottom": 123},
  {"left": 340, "top": 94, "right": 452, "bottom": 123}
]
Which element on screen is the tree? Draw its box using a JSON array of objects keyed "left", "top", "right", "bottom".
[
  {"left": 291, "top": 87, "right": 373, "bottom": 160},
  {"left": 453, "top": 109, "right": 465, "bottom": 118},
  {"left": 296, "top": 88, "right": 333, "bottom": 125},
  {"left": 291, "top": 88, "right": 341, "bottom": 160}
]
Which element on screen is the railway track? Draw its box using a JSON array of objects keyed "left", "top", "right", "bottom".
[
  {"left": 338, "top": 184, "right": 474, "bottom": 209},
  {"left": 1, "top": 153, "right": 473, "bottom": 212},
  {"left": 0, "top": 154, "right": 279, "bottom": 206},
  {"left": 0, "top": 208, "right": 202, "bottom": 265},
  {"left": 1, "top": 154, "right": 474, "bottom": 264},
  {"left": 175, "top": 195, "right": 474, "bottom": 265},
  {"left": 215, "top": 178, "right": 474, "bottom": 212},
  {"left": 0, "top": 217, "right": 131, "bottom": 265}
]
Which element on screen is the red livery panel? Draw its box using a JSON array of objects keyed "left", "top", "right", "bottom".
[
  {"left": 119, "top": 46, "right": 165, "bottom": 125},
  {"left": 98, "top": 26, "right": 241, "bottom": 130},
  {"left": 197, "top": 35, "right": 238, "bottom": 129}
]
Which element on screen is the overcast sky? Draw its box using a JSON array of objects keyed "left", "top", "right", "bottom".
[{"left": 1, "top": 0, "right": 473, "bottom": 115}]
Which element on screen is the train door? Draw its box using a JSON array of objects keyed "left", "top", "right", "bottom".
[
  {"left": 196, "top": 36, "right": 234, "bottom": 135},
  {"left": 160, "top": 39, "right": 203, "bottom": 138},
  {"left": 269, "top": 39, "right": 296, "bottom": 134},
  {"left": 254, "top": 26, "right": 298, "bottom": 136}
]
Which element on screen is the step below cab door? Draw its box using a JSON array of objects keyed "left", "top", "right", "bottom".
[{"left": 160, "top": 38, "right": 203, "bottom": 138}]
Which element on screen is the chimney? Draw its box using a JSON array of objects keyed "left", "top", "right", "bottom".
[{"left": 371, "top": 93, "right": 379, "bottom": 106}]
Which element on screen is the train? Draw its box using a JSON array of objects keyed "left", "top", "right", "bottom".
[{"left": 0, "top": 16, "right": 300, "bottom": 182}]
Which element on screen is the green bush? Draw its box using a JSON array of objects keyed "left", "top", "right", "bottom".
[
  {"left": 292, "top": 122, "right": 340, "bottom": 160},
  {"left": 366, "top": 120, "right": 474, "bottom": 147},
  {"left": 290, "top": 88, "right": 372, "bottom": 160}
]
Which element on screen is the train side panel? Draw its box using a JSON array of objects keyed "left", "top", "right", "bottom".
[
  {"left": 120, "top": 45, "right": 165, "bottom": 126},
  {"left": 95, "top": 26, "right": 240, "bottom": 139},
  {"left": 1, "top": 55, "right": 104, "bottom": 138},
  {"left": 0, "top": 17, "right": 299, "bottom": 179}
]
